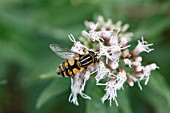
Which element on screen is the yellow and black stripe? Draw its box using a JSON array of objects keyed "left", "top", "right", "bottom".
[
  {"left": 57, "top": 59, "right": 81, "bottom": 77},
  {"left": 57, "top": 51, "right": 97, "bottom": 77},
  {"left": 79, "top": 54, "right": 93, "bottom": 67}
]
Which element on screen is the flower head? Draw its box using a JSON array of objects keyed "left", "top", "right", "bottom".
[
  {"left": 69, "top": 71, "right": 91, "bottom": 106},
  {"left": 56, "top": 15, "right": 159, "bottom": 106}
]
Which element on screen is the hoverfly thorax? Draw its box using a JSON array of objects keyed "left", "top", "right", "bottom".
[
  {"left": 88, "top": 51, "right": 98, "bottom": 63},
  {"left": 50, "top": 44, "right": 97, "bottom": 77}
]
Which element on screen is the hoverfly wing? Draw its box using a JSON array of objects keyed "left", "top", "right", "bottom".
[{"left": 49, "top": 44, "right": 75, "bottom": 60}]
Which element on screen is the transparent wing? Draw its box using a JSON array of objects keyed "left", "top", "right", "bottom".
[{"left": 49, "top": 44, "right": 75, "bottom": 60}]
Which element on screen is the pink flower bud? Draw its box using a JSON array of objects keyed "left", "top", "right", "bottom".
[
  {"left": 82, "top": 30, "right": 89, "bottom": 37},
  {"left": 135, "top": 66, "right": 143, "bottom": 72},
  {"left": 149, "top": 63, "right": 159, "bottom": 70},
  {"left": 98, "top": 15, "right": 104, "bottom": 23},
  {"left": 132, "top": 61, "right": 141, "bottom": 66},
  {"left": 121, "top": 24, "right": 129, "bottom": 32},
  {"left": 120, "top": 37, "right": 128, "bottom": 46},
  {"left": 123, "top": 58, "right": 132, "bottom": 67},
  {"left": 134, "top": 57, "right": 142, "bottom": 62},
  {"left": 128, "top": 79, "right": 134, "bottom": 86},
  {"left": 109, "top": 61, "right": 119, "bottom": 69}
]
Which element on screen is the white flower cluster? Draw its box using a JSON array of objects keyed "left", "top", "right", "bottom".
[
  {"left": 69, "top": 71, "right": 91, "bottom": 106},
  {"left": 68, "top": 16, "right": 159, "bottom": 106}
]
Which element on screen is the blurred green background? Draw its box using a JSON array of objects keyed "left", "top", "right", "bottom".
[{"left": 0, "top": 0, "right": 170, "bottom": 113}]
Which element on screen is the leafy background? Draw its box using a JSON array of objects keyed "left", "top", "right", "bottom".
[{"left": 0, "top": 0, "right": 170, "bottom": 113}]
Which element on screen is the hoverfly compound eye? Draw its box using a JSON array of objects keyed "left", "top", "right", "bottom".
[{"left": 83, "top": 48, "right": 88, "bottom": 54}]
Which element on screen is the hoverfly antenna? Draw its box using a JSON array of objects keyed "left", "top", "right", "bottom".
[{"left": 68, "top": 34, "right": 76, "bottom": 43}]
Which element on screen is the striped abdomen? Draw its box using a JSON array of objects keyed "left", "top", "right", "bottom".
[
  {"left": 57, "top": 57, "right": 82, "bottom": 77},
  {"left": 57, "top": 53, "right": 95, "bottom": 77}
]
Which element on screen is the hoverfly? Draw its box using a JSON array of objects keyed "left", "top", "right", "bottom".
[{"left": 49, "top": 44, "right": 98, "bottom": 77}]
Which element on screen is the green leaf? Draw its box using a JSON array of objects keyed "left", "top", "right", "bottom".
[
  {"left": 36, "top": 78, "right": 70, "bottom": 109},
  {"left": 135, "top": 15, "right": 170, "bottom": 39},
  {"left": 39, "top": 71, "right": 59, "bottom": 79},
  {"left": 117, "top": 89, "right": 133, "bottom": 113},
  {"left": 143, "top": 44, "right": 170, "bottom": 81},
  {"left": 139, "top": 71, "right": 170, "bottom": 113},
  {"left": 85, "top": 79, "right": 107, "bottom": 113},
  {"left": 0, "top": 79, "right": 7, "bottom": 85},
  {"left": 106, "top": 105, "right": 119, "bottom": 113},
  {"left": 105, "top": 88, "right": 133, "bottom": 113}
]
